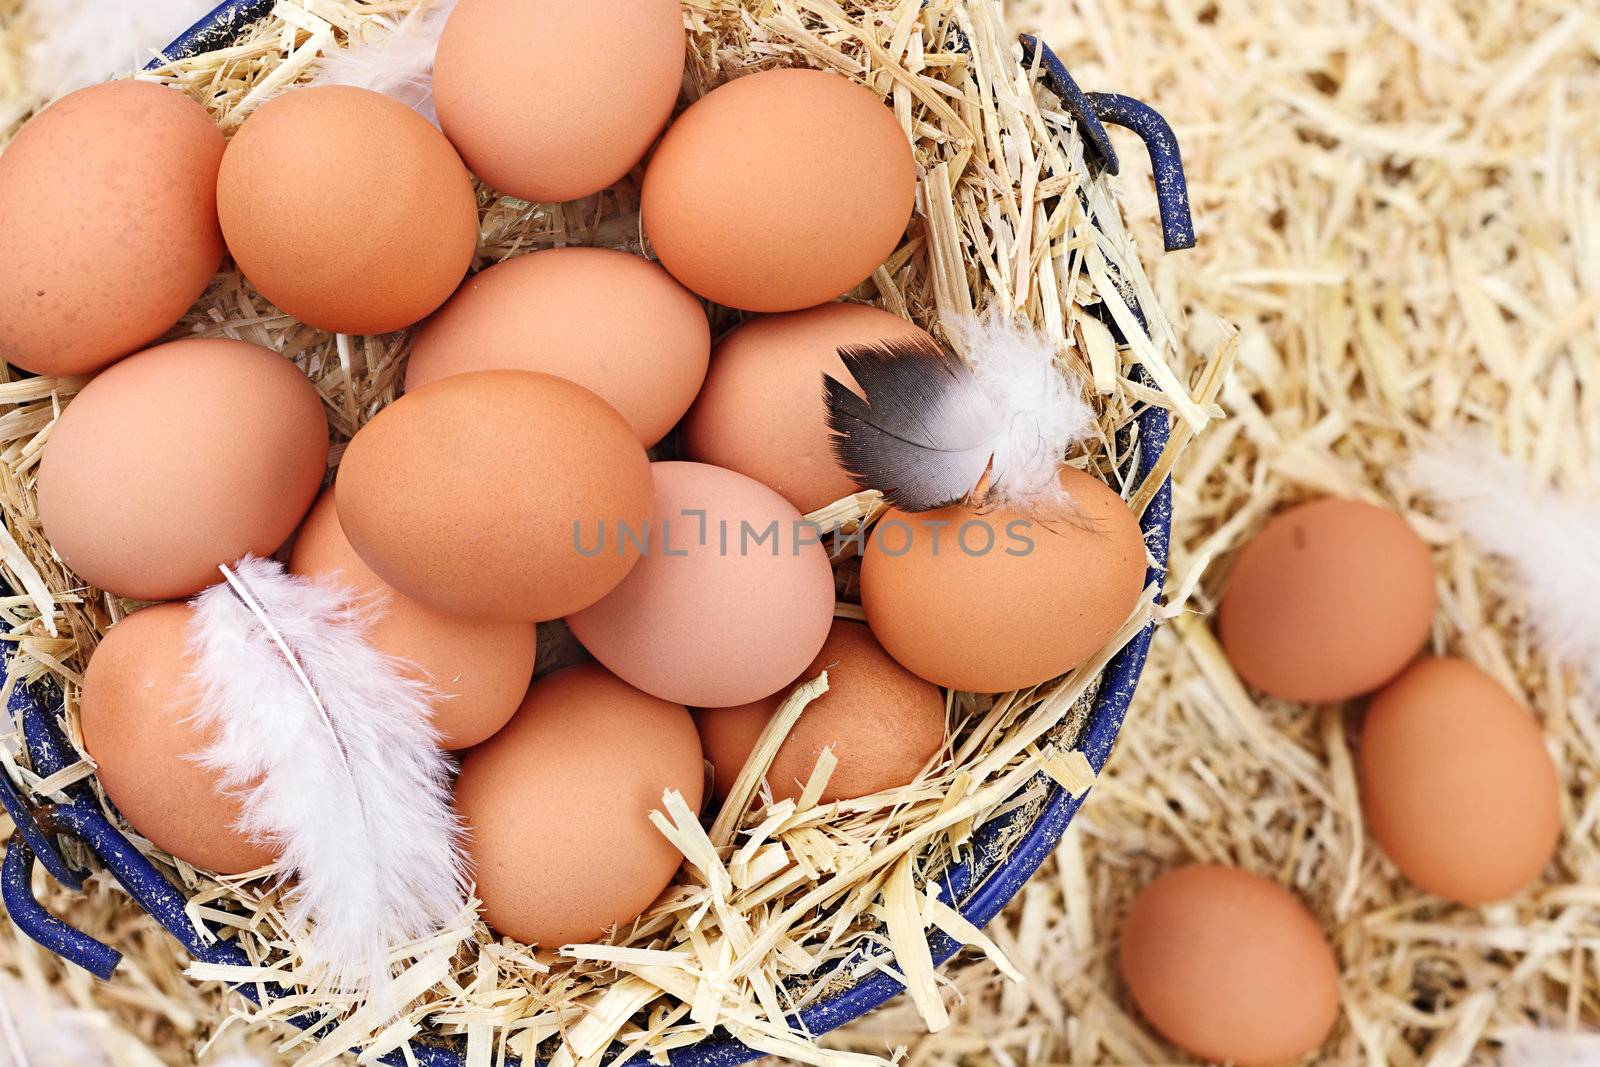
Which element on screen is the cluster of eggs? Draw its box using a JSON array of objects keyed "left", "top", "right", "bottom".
[
  {"left": 1113, "top": 498, "right": 1563, "bottom": 1066},
  {"left": 3, "top": 0, "right": 1148, "bottom": 949}
]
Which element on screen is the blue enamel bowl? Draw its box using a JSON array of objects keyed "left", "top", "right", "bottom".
[{"left": 1, "top": 5, "right": 1193, "bottom": 1065}]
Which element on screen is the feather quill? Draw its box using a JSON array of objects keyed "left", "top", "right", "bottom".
[
  {"left": 186, "top": 556, "right": 466, "bottom": 1000},
  {"left": 825, "top": 312, "right": 1096, "bottom": 512},
  {"left": 304, "top": 0, "right": 458, "bottom": 124},
  {"left": 1409, "top": 433, "right": 1600, "bottom": 695}
]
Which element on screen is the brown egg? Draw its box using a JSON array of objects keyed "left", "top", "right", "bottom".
[
  {"left": 860, "top": 467, "right": 1146, "bottom": 693},
  {"left": 642, "top": 68, "right": 917, "bottom": 312},
  {"left": 217, "top": 86, "right": 478, "bottom": 335},
  {"left": 682, "top": 303, "right": 931, "bottom": 513},
  {"left": 406, "top": 248, "right": 709, "bottom": 446},
  {"left": 566, "top": 462, "right": 836, "bottom": 708},
  {"left": 80, "top": 604, "right": 276, "bottom": 874},
  {"left": 288, "top": 491, "right": 536, "bottom": 749},
  {"left": 698, "top": 620, "right": 945, "bottom": 803},
  {"left": 38, "top": 339, "right": 328, "bottom": 601},
  {"left": 434, "top": 0, "right": 684, "bottom": 203},
  {"left": 1219, "top": 498, "right": 1436, "bottom": 702},
  {"left": 1119, "top": 865, "right": 1340, "bottom": 1067},
  {"left": 1360, "top": 657, "right": 1561, "bottom": 904},
  {"left": 336, "top": 371, "right": 652, "bottom": 622},
  {"left": 0, "top": 81, "right": 224, "bottom": 377},
  {"left": 455, "top": 664, "right": 703, "bottom": 946}
]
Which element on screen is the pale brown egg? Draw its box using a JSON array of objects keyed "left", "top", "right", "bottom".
[
  {"left": 1118, "top": 865, "right": 1340, "bottom": 1067},
  {"left": 697, "top": 620, "right": 945, "bottom": 803},
  {"left": 860, "top": 467, "right": 1147, "bottom": 693},
  {"left": 288, "top": 491, "right": 536, "bottom": 750},
  {"left": 434, "top": 0, "right": 684, "bottom": 203},
  {"left": 1219, "top": 498, "right": 1436, "bottom": 702},
  {"left": 455, "top": 664, "right": 703, "bottom": 946},
  {"left": 1360, "top": 657, "right": 1561, "bottom": 905},
  {"left": 681, "top": 303, "right": 932, "bottom": 513},
  {"left": 80, "top": 603, "right": 277, "bottom": 874},
  {"left": 406, "top": 247, "right": 709, "bottom": 446},
  {"left": 0, "top": 81, "right": 224, "bottom": 377},
  {"left": 335, "top": 371, "right": 652, "bottom": 622},
  {"left": 38, "top": 339, "right": 328, "bottom": 601},
  {"left": 217, "top": 86, "right": 478, "bottom": 335},
  {"left": 566, "top": 462, "right": 835, "bottom": 708},
  {"left": 642, "top": 68, "right": 917, "bottom": 312}
]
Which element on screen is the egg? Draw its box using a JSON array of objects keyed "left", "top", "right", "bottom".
[
  {"left": 406, "top": 248, "right": 709, "bottom": 446},
  {"left": 335, "top": 370, "right": 651, "bottom": 622},
  {"left": 698, "top": 619, "right": 945, "bottom": 803},
  {"left": 434, "top": 0, "right": 685, "bottom": 203},
  {"left": 0, "top": 81, "right": 224, "bottom": 377},
  {"left": 566, "top": 461, "right": 835, "bottom": 707},
  {"left": 1360, "top": 657, "right": 1560, "bottom": 904},
  {"left": 38, "top": 339, "right": 328, "bottom": 601},
  {"left": 860, "top": 467, "right": 1146, "bottom": 693},
  {"left": 217, "top": 86, "right": 478, "bottom": 335},
  {"left": 1119, "top": 865, "right": 1340, "bottom": 1067},
  {"left": 80, "top": 604, "right": 276, "bottom": 874},
  {"left": 455, "top": 664, "right": 703, "bottom": 946},
  {"left": 1219, "top": 498, "right": 1436, "bottom": 702},
  {"left": 642, "top": 68, "right": 917, "bottom": 312},
  {"left": 682, "top": 303, "right": 931, "bottom": 513},
  {"left": 287, "top": 491, "right": 536, "bottom": 749}
]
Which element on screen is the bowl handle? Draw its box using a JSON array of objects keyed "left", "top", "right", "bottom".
[{"left": 1019, "top": 35, "right": 1197, "bottom": 253}]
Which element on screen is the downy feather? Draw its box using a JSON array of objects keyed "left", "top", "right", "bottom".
[
  {"left": 825, "top": 312, "right": 1096, "bottom": 512},
  {"left": 304, "top": 0, "right": 457, "bottom": 124},
  {"left": 1409, "top": 433, "right": 1600, "bottom": 696},
  {"left": 186, "top": 556, "right": 466, "bottom": 1000}
]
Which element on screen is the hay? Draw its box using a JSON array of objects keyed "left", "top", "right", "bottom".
[
  {"left": 821, "top": 1, "right": 1599, "bottom": 1064},
  {"left": 0, "top": 0, "right": 1217, "bottom": 1064}
]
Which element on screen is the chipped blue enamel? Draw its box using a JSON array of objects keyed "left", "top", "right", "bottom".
[{"left": 2, "top": 10, "right": 1194, "bottom": 1065}]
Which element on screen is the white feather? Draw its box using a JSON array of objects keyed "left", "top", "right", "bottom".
[
  {"left": 1497, "top": 1028, "right": 1600, "bottom": 1066},
  {"left": 0, "top": 980, "right": 114, "bottom": 1067},
  {"left": 1409, "top": 433, "right": 1600, "bottom": 695},
  {"left": 304, "top": 0, "right": 458, "bottom": 124},
  {"left": 19, "top": 0, "right": 214, "bottom": 103},
  {"left": 948, "top": 312, "right": 1097, "bottom": 508},
  {"left": 186, "top": 556, "right": 466, "bottom": 1000}
]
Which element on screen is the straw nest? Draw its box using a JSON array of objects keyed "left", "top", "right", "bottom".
[{"left": 0, "top": 0, "right": 1224, "bottom": 1064}]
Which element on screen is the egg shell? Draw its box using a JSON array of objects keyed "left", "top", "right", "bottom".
[
  {"left": 1360, "top": 656, "right": 1561, "bottom": 905},
  {"left": 288, "top": 490, "right": 536, "bottom": 749},
  {"left": 566, "top": 461, "right": 835, "bottom": 707},
  {"left": 406, "top": 248, "right": 709, "bottom": 446},
  {"left": 697, "top": 619, "right": 945, "bottom": 803},
  {"left": 641, "top": 68, "right": 916, "bottom": 312},
  {"left": 335, "top": 370, "right": 652, "bottom": 623},
  {"left": 38, "top": 338, "right": 328, "bottom": 601},
  {"left": 860, "top": 467, "right": 1146, "bottom": 693},
  {"left": 682, "top": 303, "right": 931, "bottom": 513},
  {"left": 217, "top": 85, "right": 478, "bottom": 335},
  {"left": 0, "top": 81, "right": 224, "bottom": 377},
  {"left": 1118, "top": 865, "right": 1340, "bottom": 1067},
  {"left": 1219, "top": 498, "right": 1436, "bottom": 702},
  {"left": 434, "top": 0, "right": 684, "bottom": 203},
  {"left": 80, "top": 603, "right": 276, "bottom": 874},
  {"left": 455, "top": 663, "right": 703, "bottom": 946}
]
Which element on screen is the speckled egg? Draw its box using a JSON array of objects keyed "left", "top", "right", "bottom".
[{"left": 0, "top": 81, "right": 225, "bottom": 377}]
